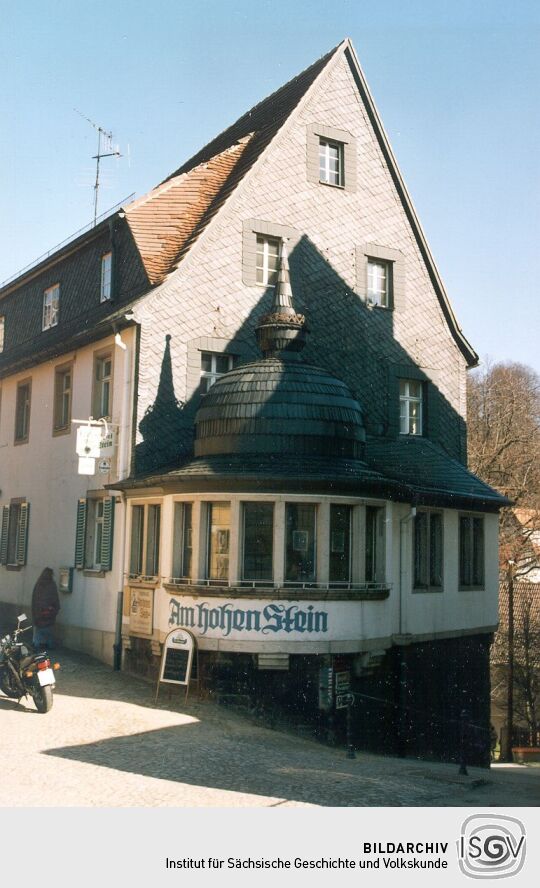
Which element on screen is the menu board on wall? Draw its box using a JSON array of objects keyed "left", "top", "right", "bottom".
[{"left": 129, "top": 587, "right": 154, "bottom": 636}]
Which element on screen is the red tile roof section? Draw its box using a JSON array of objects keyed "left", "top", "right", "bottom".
[{"left": 123, "top": 45, "right": 340, "bottom": 285}]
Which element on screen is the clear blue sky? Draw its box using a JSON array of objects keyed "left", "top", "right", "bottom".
[{"left": 1, "top": 0, "right": 538, "bottom": 371}]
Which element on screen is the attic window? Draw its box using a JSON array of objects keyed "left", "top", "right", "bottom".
[
  {"left": 256, "top": 236, "right": 280, "bottom": 286},
  {"left": 42, "top": 284, "right": 59, "bottom": 331},
  {"left": 200, "top": 352, "right": 234, "bottom": 393},
  {"left": 319, "top": 138, "right": 343, "bottom": 187},
  {"left": 100, "top": 252, "right": 112, "bottom": 302},
  {"left": 399, "top": 379, "right": 423, "bottom": 436}
]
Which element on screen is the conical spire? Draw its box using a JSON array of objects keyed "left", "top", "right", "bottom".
[{"left": 255, "top": 240, "right": 307, "bottom": 358}]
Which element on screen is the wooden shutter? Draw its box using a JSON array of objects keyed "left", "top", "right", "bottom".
[
  {"left": 0, "top": 505, "right": 9, "bottom": 565},
  {"left": 74, "top": 499, "right": 87, "bottom": 569},
  {"left": 100, "top": 497, "right": 115, "bottom": 572},
  {"left": 16, "top": 502, "right": 30, "bottom": 566}
]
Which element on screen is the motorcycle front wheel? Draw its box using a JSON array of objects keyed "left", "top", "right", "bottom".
[{"left": 32, "top": 684, "right": 53, "bottom": 713}]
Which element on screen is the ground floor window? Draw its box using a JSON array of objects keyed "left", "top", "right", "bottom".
[
  {"left": 0, "top": 500, "right": 30, "bottom": 567},
  {"left": 413, "top": 511, "right": 443, "bottom": 590},
  {"left": 207, "top": 502, "right": 231, "bottom": 582},
  {"left": 129, "top": 503, "right": 160, "bottom": 578},
  {"left": 285, "top": 503, "right": 317, "bottom": 584},
  {"left": 459, "top": 515, "right": 485, "bottom": 588},
  {"left": 75, "top": 497, "right": 115, "bottom": 572},
  {"left": 242, "top": 502, "right": 274, "bottom": 582}
]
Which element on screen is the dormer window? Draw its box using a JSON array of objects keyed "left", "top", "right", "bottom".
[
  {"left": 42, "top": 284, "right": 59, "bottom": 331},
  {"left": 319, "top": 138, "right": 344, "bottom": 186},
  {"left": 100, "top": 252, "right": 112, "bottom": 302},
  {"left": 399, "top": 379, "right": 423, "bottom": 435},
  {"left": 200, "top": 352, "right": 234, "bottom": 393},
  {"left": 256, "top": 235, "right": 280, "bottom": 286}
]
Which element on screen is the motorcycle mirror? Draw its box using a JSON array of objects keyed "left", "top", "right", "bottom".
[{"left": 17, "top": 613, "right": 27, "bottom": 622}]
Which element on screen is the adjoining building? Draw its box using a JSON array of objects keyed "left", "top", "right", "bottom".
[{"left": 0, "top": 39, "right": 507, "bottom": 761}]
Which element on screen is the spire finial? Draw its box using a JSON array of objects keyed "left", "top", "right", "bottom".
[{"left": 255, "top": 239, "right": 307, "bottom": 358}]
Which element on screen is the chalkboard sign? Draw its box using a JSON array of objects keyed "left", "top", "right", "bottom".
[{"left": 156, "top": 627, "right": 196, "bottom": 702}]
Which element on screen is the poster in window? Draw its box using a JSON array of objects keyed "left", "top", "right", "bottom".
[
  {"left": 331, "top": 530, "right": 345, "bottom": 554},
  {"left": 292, "top": 530, "right": 308, "bottom": 552},
  {"left": 216, "top": 529, "right": 229, "bottom": 554}
]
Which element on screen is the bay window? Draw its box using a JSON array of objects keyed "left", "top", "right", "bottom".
[
  {"left": 329, "top": 504, "right": 351, "bottom": 584},
  {"left": 285, "top": 503, "right": 316, "bottom": 584},
  {"left": 207, "top": 502, "right": 231, "bottom": 583},
  {"left": 459, "top": 515, "right": 485, "bottom": 588},
  {"left": 242, "top": 502, "right": 274, "bottom": 583},
  {"left": 172, "top": 502, "right": 193, "bottom": 580},
  {"left": 129, "top": 504, "right": 161, "bottom": 578},
  {"left": 413, "top": 511, "right": 443, "bottom": 591}
]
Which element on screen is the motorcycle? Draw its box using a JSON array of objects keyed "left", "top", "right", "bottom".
[{"left": 0, "top": 613, "right": 59, "bottom": 713}]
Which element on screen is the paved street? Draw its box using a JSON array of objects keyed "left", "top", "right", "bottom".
[{"left": 0, "top": 649, "right": 538, "bottom": 807}]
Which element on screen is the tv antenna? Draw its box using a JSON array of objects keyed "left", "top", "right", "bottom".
[{"left": 74, "top": 109, "right": 122, "bottom": 225}]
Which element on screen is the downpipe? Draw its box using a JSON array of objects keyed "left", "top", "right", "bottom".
[{"left": 397, "top": 504, "right": 416, "bottom": 757}]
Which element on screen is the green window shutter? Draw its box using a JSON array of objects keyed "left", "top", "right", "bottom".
[
  {"left": 0, "top": 505, "right": 9, "bottom": 565},
  {"left": 16, "top": 502, "right": 30, "bottom": 566},
  {"left": 74, "top": 499, "right": 87, "bottom": 569},
  {"left": 100, "top": 497, "right": 115, "bottom": 572}
]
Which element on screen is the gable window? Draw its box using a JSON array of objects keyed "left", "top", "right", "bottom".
[
  {"left": 42, "top": 284, "right": 60, "bottom": 331},
  {"left": 74, "top": 497, "right": 115, "bottom": 573},
  {"left": 53, "top": 363, "right": 73, "bottom": 433},
  {"left": 200, "top": 351, "right": 233, "bottom": 393},
  {"left": 15, "top": 379, "right": 31, "bottom": 444},
  {"left": 319, "top": 138, "right": 344, "bottom": 186},
  {"left": 459, "top": 515, "right": 485, "bottom": 589},
  {"left": 100, "top": 252, "right": 112, "bottom": 302},
  {"left": 172, "top": 502, "right": 193, "bottom": 581},
  {"left": 367, "top": 259, "right": 392, "bottom": 307},
  {"left": 0, "top": 500, "right": 30, "bottom": 568},
  {"left": 399, "top": 379, "right": 423, "bottom": 435},
  {"left": 413, "top": 511, "right": 443, "bottom": 591},
  {"left": 256, "top": 235, "right": 280, "bottom": 286},
  {"left": 242, "top": 502, "right": 274, "bottom": 583},
  {"left": 129, "top": 503, "right": 161, "bottom": 578},
  {"left": 329, "top": 504, "right": 351, "bottom": 584},
  {"left": 0, "top": 316, "right": 4, "bottom": 352},
  {"left": 285, "top": 503, "right": 317, "bottom": 585},
  {"left": 206, "top": 502, "right": 231, "bottom": 583},
  {"left": 93, "top": 353, "right": 112, "bottom": 419}
]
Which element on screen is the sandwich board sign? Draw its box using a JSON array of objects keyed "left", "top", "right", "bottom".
[{"left": 155, "top": 627, "right": 196, "bottom": 702}]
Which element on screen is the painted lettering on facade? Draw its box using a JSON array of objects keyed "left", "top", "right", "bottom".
[{"left": 168, "top": 598, "right": 329, "bottom": 637}]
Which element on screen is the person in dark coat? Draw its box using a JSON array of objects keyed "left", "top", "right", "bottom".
[{"left": 31, "top": 568, "right": 60, "bottom": 649}]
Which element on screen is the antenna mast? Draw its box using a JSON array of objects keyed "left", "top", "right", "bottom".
[{"left": 74, "top": 109, "right": 122, "bottom": 225}]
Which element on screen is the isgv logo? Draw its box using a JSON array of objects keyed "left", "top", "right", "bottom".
[{"left": 458, "top": 814, "right": 526, "bottom": 879}]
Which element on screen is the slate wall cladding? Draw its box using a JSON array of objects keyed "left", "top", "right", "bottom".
[
  {"left": 0, "top": 221, "right": 148, "bottom": 364},
  {"left": 131, "top": 51, "right": 469, "bottom": 471}
]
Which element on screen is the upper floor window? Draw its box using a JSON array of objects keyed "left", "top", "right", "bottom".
[
  {"left": 100, "top": 252, "right": 112, "bottom": 302},
  {"left": 206, "top": 502, "right": 231, "bottom": 583},
  {"left": 285, "top": 503, "right": 317, "bottom": 585},
  {"left": 399, "top": 379, "right": 423, "bottom": 435},
  {"left": 15, "top": 379, "right": 31, "bottom": 443},
  {"left": 256, "top": 235, "right": 280, "bottom": 287},
  {"left": 93, "top": 353, "right": 112, "bottom": 419},
  {"left": 367, "top": 259, "right": 392, "bottom": 307},
  {"left": 53, "top": 363, "right": 72, "bottom": 433},
  {"left": 459, "top": 515, "right": 485, "bottom": 589},
  {"left": 0, "top": 316, "right": 4, "bottom": 352},
  {"left": 414, "top": 511, "right": 443, "bottom": 591},
  {"left": 129, "top": 503, "right": 161, "bottom": 578},
  {"left": 172, "top": 502, "right": 193, "bottom": 581},
  {"left": 42, "top": 284, "right": 59, "bottom": 331},
  {"left": 200, "top": 351, "right": 233, "bottom": 393},
  {"left": 319, "top": 138, "right": 344, "bottom": 186},
  {"left": 243, "top": 502, "right": 274, "bottom": 583}
]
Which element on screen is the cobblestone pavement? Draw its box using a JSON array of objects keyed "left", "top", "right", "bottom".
[{"left": 0, "top": 649, "right": 538, "bottom": 807}]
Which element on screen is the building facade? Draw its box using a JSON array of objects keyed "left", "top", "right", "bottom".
[{"left": 0, "top": 39, "right": 507, "bottom": 761}]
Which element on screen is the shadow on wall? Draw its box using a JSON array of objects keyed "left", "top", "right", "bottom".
[{"left": 134, "top": 236, "right": 466, "bottom": 474}]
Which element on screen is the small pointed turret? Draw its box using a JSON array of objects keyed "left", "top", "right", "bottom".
[{"left": 255, "top": 240, "right": 307, "bottom": 358}]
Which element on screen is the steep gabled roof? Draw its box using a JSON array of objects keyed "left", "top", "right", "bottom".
[{"left": 122, "top": 44, "right": 339, "bottom": 286}]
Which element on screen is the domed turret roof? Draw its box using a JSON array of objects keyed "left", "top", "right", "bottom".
[{"left": 194, "top": 242, "right": 365, "bottom": 460}]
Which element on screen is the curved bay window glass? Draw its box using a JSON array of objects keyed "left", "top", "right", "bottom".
[
  {"left": 207, "top": 502, "right": 230, "bottom": 583},
  {"left": 242, "top": 502, "right": 274, "bottom": 583},
  {"left": 172, "top": 502, "right": 193, "bottom": 581},
  {"left": 329, "top": 504, "right": 351, "bottom": 584},
  {"left": 285, "top": 503, "right": 316, "bottom": 584}
]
